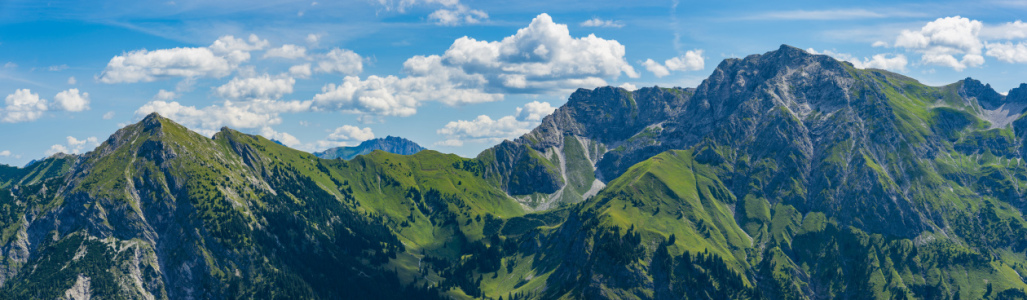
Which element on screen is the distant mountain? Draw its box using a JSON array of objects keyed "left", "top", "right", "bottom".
[
  {"left": 313, "top": 136, "right": 426, "bottom": 160},
  {"left": 7, "top": 45, "right": 1027, "bottom": 299}
]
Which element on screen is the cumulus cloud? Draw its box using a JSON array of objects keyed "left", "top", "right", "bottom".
[
  {"left": 135, "top": 99, "right": 310, "bottom": 137},
  {"left": 665, "top": 50, "right": 705, "bottom": 71},
  {"left": 99, "top": 47, "right": 233, "bottom": 83},
  {"left": 642, "top": 59, "right": 670, "bottom": 77},
  {"left": 981, "top": 20, "right": 1027, "bottom": 40},
  {"left": 67, "top": 76, "right": 77, "bottom": 85},
  {"left": 215, "top": 74, "right": 295, "bottom": 100},
  {"left": 0, "top": 150, "right": 10, "bottom": 157},
  {"left": 2, "top": 89, "right": 48, "bottom": 123},
  {"left": 986, "top": 42, "right": 1027, "bottom": 63},
  {"left": 312, "top": 54, "right": 499, "bottom": 117},
  {"left": 289, "top": 63, "right": 312, "bottom": 78},
  {"left": 641, "top": 50, "right": 705, "bottom": 77},
  {"left": 328, "top": 125, "right": 375, "bottom": 141},
  {"left": 315, "top": 48, "right": 363, "bottom": 75},
  {"left": 154, "top": 89, "right": 178, "bottom": 101},
  {"left": 311, "top": 13, "right": 635, "bottom": 118},
  {"left": 100, "top": 34, "right": 268, "bottom": 83},
  {"left": 580, "top": 17, "right": 624, "bottom": 28},
  {"left": 46, "top": 136, "right": 99, "bottom": 155},
  {"left": 429, "top": 4, "right": 488, "bottom": 26},
  {"left": 808, "top": 48, "right": 908, "bottom": 72},
  {"left": 442, "top": 14, "right": 639, "bottom": 87},
  {"left": 893, "top": 16, "right": 984, "bottom": 71},
  {"left": 515, "top": 101, "right": 557, "bottom": 121},
  {"left": 381, "top": 0, "right": 489, "bottom": 26},
  {"left": 208, "top": 34, "right": 269, "bottom": 64},
  {"left": 306, "top": 33, "right": 321, "bottom": 45},
  {"left": 103, "top": 111, "right": 115, "bottom": 120},
  {"left": 264, "top": 44, "right": 308, "bottom": 59},
  {"left": 435, "top": 101, "right": 555, "bottom": 146},
  {"left": 260, "top": 127, "right": 301, "bottom": 147},
  {"left": 618, "top": 82, "right": 637, "bottom": 91},
  {"left": 54, "top": 88, "right": 90, "bottom": 112},
  {"left": 885, "top": 16, "right": 1027, "bottom": 69}
]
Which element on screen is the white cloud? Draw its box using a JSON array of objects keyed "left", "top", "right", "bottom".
[
  {"left": 259, "top": 127, "right": 301, "bottom": 147},
  {"left": 135, "top": 99, "right": 311, "bottom": 137},
  {"left": 985, "top": 42, "right": 1027, "bottom": 63},
  {"left": 328, "top": 125, "right": 375, "bottom": 141},
  {"left": 46, "top": 144, "right": 69, "bottom": 156},
  {"left": 103, "top": 111, "right": 115, "bottom": 120},
  {"left": 0, "top": 150, "right": 10, "bottom": 157},
  {"left": 580, "top": 17, "right": 624, "bottom": 28},
  {"left": 642, "top": 50, "right": 705, "bottom": 77},
  {"left": 642, "top": 59, "right": 670, "bottom": 77},
  {"left": 441, "top": 13, "right": 638, "bottom": 90},
  {"left": 311, "top": 13, "right": 635, "bottom": 117},
  {"left": 48, "top": 64, "right": 68, "bottom": 71},
  {"left": 515, "top": 100, "right": 557, "bottom": 121},
  {"left": 54, "top": 88, "right": 90, "bottom": 112},
  {"left": 435, "top": 101, "right": 554, "bottom": 146},
  {"left": 154, "top": 89, "right": 178, "bottom": 101},
  {"left": 99, "top": 47, "right": 234, "bottom": 83},
  {"left": 100, "top": 34, "right": 268, "bottom": 83},
  {"left": 67, "top": 76, "right": 76, "bottom": 85},
  {"left": 665, "top": 50, "right": 705, "bottom": 71},
  {"left": 2, "top": 62, "right": 15, "bottom": 69},
  {"left": 315, "top": 48, "right": 363, "bottom": 75},
  {"left": 860, "top": 54, "right": 909, "bottom": 71},
  {"left": 894, "top": 16, "right": 984, "bottom": 71},
  {"left": 208, "top": 34, "right": 269, "bottom": 64},
  {"left": 808, "top": 48, "right": 908, "bottom": 72},
  {"left": 215, "top": 74, "right": 295, "bottom": 100},
  {"left": 380, "top": 0, "right": 489, "bottom": 25},
  {"left": 436, "top": 115, "right": 530, "bottom": 145},
  {"left": 981, "top": 20, "right": 1027, "bottom": 40},
  {"left": 289, "top": 63, "right": 312, "bottom": 78},
  {"left": 889, "top": 17, "right": 1027, "bottom": 69},
  {"left": 2, "top": 89, "right": 48, "bottom": 123},
  {"left": 46, "top": 136, "right": 99, "bottom": 155},
  {"left": 306, "top": 33, "right": 321, "bottom": 45},
  {"left": 872, "top": 41, "right": 889, "bottom": 48},
  {"left": 429, "top": 4, "right": 488, "bottom": 26},
  {"left": 311, "top": 125, "right": 374, "bottom": 150},
  {"left": 618, "top": 82, "right": 637, "bottom": 91},
  {"left": 311, "top": 57, "right": 499, "bottom": 116},
  {"left": 264, "top": 44, "right": 308, "bottom": 59}
]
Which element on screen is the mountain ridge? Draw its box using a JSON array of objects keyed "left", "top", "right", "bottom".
[{"left": 4, "top": 45, "right": 1027, "bottom": 299}]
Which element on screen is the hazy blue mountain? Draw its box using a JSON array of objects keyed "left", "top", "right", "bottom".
[{"left": 313, "top": 136, "right": 426, "bottom": 160}]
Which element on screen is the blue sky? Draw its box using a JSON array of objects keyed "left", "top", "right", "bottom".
[{"left": 2, "top": 0, "right": 1027, "bottom": 166}]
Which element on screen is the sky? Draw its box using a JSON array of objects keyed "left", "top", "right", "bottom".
[{"left": 3, "top": 0, "right": 1027, "bottom": 166}]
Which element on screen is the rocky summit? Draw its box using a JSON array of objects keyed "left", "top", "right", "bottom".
[{"left": 4, "top": 45, "right": 1027, "bottom": 299}]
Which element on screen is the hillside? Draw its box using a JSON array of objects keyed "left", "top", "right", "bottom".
[{"left": 4, "top": 45, "right": 1027, "bottom": 299}]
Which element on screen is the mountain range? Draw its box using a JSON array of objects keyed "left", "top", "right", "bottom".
[
  {"left": 313, "top": 136, "right": 427, "bottom": 160},
  {"left": 3, "top": 45, "right": 1027, "bottom": 299}
]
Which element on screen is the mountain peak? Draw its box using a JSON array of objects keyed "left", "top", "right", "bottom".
[
  {"left": 959, "top": 77, "right": 1004, "bottom": 109},
  {"left": 314, "top": 136, "right": 426, "bottom": 160}
]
